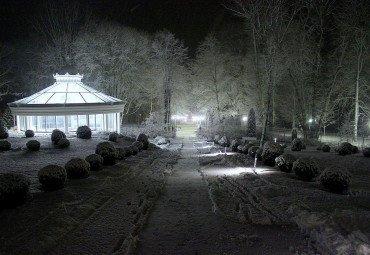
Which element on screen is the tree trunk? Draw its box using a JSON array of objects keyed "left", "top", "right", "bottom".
[{"left": 354, "top": 44, "right": 362, "bottom": 140}]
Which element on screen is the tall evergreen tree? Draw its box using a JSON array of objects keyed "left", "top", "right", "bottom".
[{"left": 247, "top": 108, "right": 256, "bottom": 137}]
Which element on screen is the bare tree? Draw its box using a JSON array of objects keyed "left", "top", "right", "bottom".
[
  {"left": 0, "top": 43, "right": 13, "bottom": 99},
  {"left": 151, "top": 30, "right": 187, "bottom": 130}
]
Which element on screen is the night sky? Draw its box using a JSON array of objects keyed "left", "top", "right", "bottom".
[{"left": 0, "top": 0, "right": 225, "bottom": 54}]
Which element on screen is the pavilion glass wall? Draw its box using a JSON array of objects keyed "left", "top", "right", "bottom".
[{"left": 18, "top": 113, "right": 119, "bottom": 133}]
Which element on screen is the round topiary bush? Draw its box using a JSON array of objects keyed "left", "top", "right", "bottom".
[
  {"left": 0, "top": 126, "right": 9, "bottom": 139},
  {"left": 218, "top": 136, "right": 230, "bottom": 147},
  {"left": 291, "top": 138, "right": 303, "bottom": 151},
  {"left": 26, "top": 140, "right": 40, "bottom": 151},
  {"left": 95, "top": 142, "right": 117, "bottom": 165},
  {"left": 76, "top": 126, "right": 92, "bottom": 139},
  {"left": 275, "top": 154, "right": 296, "bottom": 172},
  {"left": 124, "top": 146, "right": 133, "bottom": 157},
  {"left": 85, "top": 154, "right": 104, "bottom": 171},
  {"left": 0, "top": 140, "right": 11, "bottom": 151},
  {"left": 57, "top": 138, "right": 70, "bottom": 149},
  {"left": 108, "top": 132, "right": 119, "bottom": 142},
  {"left": 116, "top": 148, "right": 127, "bottom": 160},
  {"left": 137, "top": 133, "right": 149, "bottom": 150},
  {"left": 363, "top": 147, "right": 370, "bottom": 157},
  {"left": 132, "top": 141, "right": 144, "bottom": 151},
  {"left": 322, "top": 145, "right": 331, "bottom": 152},
  {"left": 293, "top": 158, "right": 320, "bottom": 181},
  {"left": 65, "top": 158, "right": 90, "bottom": 179},
  {"left": 338, "top": 142, "right": 352, "bottom": 156},
  {"left": 351, "top": 145, "right": 359, "bottom": 154},
  {"left": 0, "top": 173, "right": 31, "bottom": 208},
  {"left": 256, "top": 148, "right": 263, "bottom": 161},
  {"left": 25, "top": 130, "right": 35, "bottom": 138},
  {"left": 262, "top": 142, "right": 284, "bottom": 167},
  {"left": 248, "top": 146, "right": 260, "bottom": 157},
  {"left": 231, "top": 139, "right": 241, "bottom": 152},
  {"left": 38, "top": 165, "right": 67, "bottom": 190},
  {"left": 130, "top": 145, "right": 139, "bottom": 155},
  {"left": 51, "top": 129, "right": 66, "bottom": 145},
  {"left": 319, "top": 166, "right": 351, "bottom": 194}
]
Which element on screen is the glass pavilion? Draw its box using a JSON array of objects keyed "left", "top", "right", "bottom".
[{"left": 8, "top": 73, "right": 124, "bottom": 133}]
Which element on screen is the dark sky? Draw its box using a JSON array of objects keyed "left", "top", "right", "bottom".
[{"left": 0, "top": 0, "right": 226, "bottom": 53}]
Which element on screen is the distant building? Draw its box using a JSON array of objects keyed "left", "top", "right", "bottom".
[{"left": 8, "top": 73, "right": 124, "bottom": 133}]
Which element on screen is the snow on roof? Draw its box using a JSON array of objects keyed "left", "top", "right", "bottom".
[{"left": 11, "top": 73, "right": 122, "bottom": 105}]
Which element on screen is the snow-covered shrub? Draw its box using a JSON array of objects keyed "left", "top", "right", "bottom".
[
  {"left": 218, "top": 136, "right": 230, "bottom": 147},
  {"left": 351, "top": 145, "right": 359, "bottom": 154},
  {"left": 293, "top": 158, "right": 319, "bottom": 181},
  {"left": 65, "top": 158, "right": 90, "bottom": 179},
  {"left": 214, "top": 135, "right": 220, "bottom": 144},
  {"left": 338, "top": 142, "right": 353, "bottom": 155},
  {"left": 124, "top": 146, "right": 133, "bottom": 157},
  {"left": 262, "top": 142, "right": 284, "bottom": 166},
  {"left": 275, "top": 154, "right": 296, "bottom": 172},
  {"left": 38, "top": 165, "right": 67, "bottom": 190},
  {"left": 256, "top": 148, "right": 263, "bottom": 161},
  {"left": 154, "top": 136, "right": 168, "bottom": 145},
  {"left": 291, "top": 138, "right": 303, "bottom": 151},
  {"left": 246, "top": 108, "right": 256, "bottom": 137},
  {"left": 319, "top": 166, "right": 351, "bottom": 194},
  {"left": 76, "top": 126, "right": 91, "bottom": 139},
  {"left": 132, "top": 141, "right": 143, "bottom": 151},
  {"left": 57, "top": 138, "right": 70, "bottom": 149},
  {"left": 116, "top": 148, "right": 126, "bottom": 160},
  {"left": 0, "top": 125, "right": 9, "bottom": 139},
  {"left": 0, "top": 140, "right": 11, "bottom": 151},
  {"left": 25, "top": 130, "right": 34, "bottom": 138},
  {"left": 95, "top": 142, "right": 117, "bottom": 165},
  {"left": 85, "top": 154, "right": 104, "bottom": 171},
  {"left": 26, "top": 140, "right": 40, "bottom": 151},
  {"left": 51, "top": 129, "right": 66, "bottom": 145},
  {"left": 248, "top": 146, "right": 259, "bottom": 157},
  {"left": 231, "top": 139, "right": 241, "bottom": 152},
  {"left": 280, "top": 143, "right": 287, "bottom": 149},
  {"left": 137, "top": 133, "right": 149, "bottom": 150},
  {"left": 108, "top": 132, "right": 119, "bottom": 142},
  {"left": 237, "top": 145, "right": 243, "bottom": 153},
  {"left": 130, "top": 145, "right": 139, "bottom": 155},
  {"left": 363, "top": 147, "right": 370, "bottom": 157},
  {"left": 291, "top": 129, "right": 297, "bottom": 141},
  {"left": 322, "top": 144, "right": 331, "bottom": 152},
  {"left": 0, "top": 173, "right": 30, "bottom": 208}
]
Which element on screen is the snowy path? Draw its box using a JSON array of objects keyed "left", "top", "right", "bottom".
[{"left": 135, "top": 139, "right": 310, "bottom": 255}]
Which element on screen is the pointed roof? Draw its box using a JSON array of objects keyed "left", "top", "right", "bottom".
[{"left": 10, "top": 73, "right": 122, "bottom": 106}]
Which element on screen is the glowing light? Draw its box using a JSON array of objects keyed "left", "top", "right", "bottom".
[
  {"left": 192, "top": 115, "right": 205, "bottom": 122},
  {"left": 274, "top": 138, "right": 277, "bottom": 143},
  {"left": 172, "top": 115, "right": 187, "bottom": 121},
  {"left": 309, "top": 118, "right": 313, "bottom": 123},
  {"left": 242, "top": 116, "right": 248, "bottom": 122}
]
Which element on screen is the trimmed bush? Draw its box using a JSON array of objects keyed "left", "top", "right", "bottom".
[
  {"left": 0, "top": 126, "right": 9, "bottom": 139},
  {"left": 38, "top": 165, "right": 67, "bottom": 190},
  {"left": 363, "top": 147, "right": 370, "bottom": 157},
  {"left": 51, "top": 129, "right": 66, "bottom": 145},
  {"left": 218, "top": 136, "right": 230, "bottom": 147},
  {"left": 0, "top": 173, "right": 31, "bottom": 208},
  {"left": 262, "top": 142, "right": 284, "bottom": 167},
  {"left": 214, "top": 135, "right": 220, "bottom": 144},
  {"left": 26, "top": 140, "right": 40, "bottom": 151},
  {"left": 0, "top": 140, "right": 11, "bottom": 151},
  {"left": 291, "top": 129, "right": 297, "bottom": 141},
  {"left": 85, "top": 154, "right": 104, "bottom": 171},
  {"left": 248, "top": 146, "right": 259, "bottom": 157},
  {"left": 351, "top": 145, "right": 359, "bottom": 154},
  {"left": 76, "top": 126, "right": 92, "bottom": 139},
  {"left": 319, "top": 166, "right": 351, "bottom": 194},
  {"left": 65, "top": 158, "right": 90, "bottom": 179},
  {"left": 116, "top": 148, "right": 127, "bottom": 160},
  {"left": 293, "top": 158, "right": 320, "bottom": 181},
  {"left": 338, "top": 142, "right": 352, "bottom": 156},
  {"left": 280, "top": 143, "right": 287, "bottom": 149},
  {"left": 275, "top": 154, "right": 296, "bottom": 172},
  {"left": 108, "top": 132, "right": 119, "bottom": 142},
  {"left": 25, "top": 130, "right": 35, "bottom": 138},
  {"left": 130, "top": 145, "right": 139, "bottom": 155},
  {"left": 57, "top": 138, "right": 70, "bottom": 148},
  {"left": 231, "top": 139, "right": 241, "bottom": 152},
  {"left": 256, "top": 148, "right": 263, "bottom": 161},
  {"left": 137, "top": 133, "right": 149, "bottom": 150},
  {"left": 123, "top": 146, "right": 133, "bottom": 157},
  {"left": 322, "top": 145, "right": 330, "bottom": 152},
  {"left": 132, "top": 141, "right": 144, "bottom": 151},
  {"left": 95, "top": 142, "right": 117, "bottom": 165},
  {"left": 291, "top": 138, "right": 303, "bottom": 151}
]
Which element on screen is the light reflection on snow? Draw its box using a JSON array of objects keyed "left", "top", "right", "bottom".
[{"left": 205, "top": 167, "right": 272, "bottom": 176}]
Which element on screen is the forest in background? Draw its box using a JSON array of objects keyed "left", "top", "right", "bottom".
[{"left": 0, "top": 0, "right": 369, "bottom": 140}]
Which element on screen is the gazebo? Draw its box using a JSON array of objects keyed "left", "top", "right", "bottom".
[{"left": 8, "top": 73, "right": 124, "bottom": 133}]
